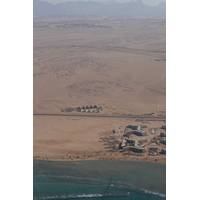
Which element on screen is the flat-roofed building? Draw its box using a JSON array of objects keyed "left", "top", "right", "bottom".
[
  {"left": 121, "top": 146, "right": 146, "bottom": 153},
  {"left": 161, "top": 125, "right": 166, "bottom": 130},
  {"left": 125, "top": 130, "right": 147, "bottom": 136},
  {"left": 161, "top": 149, "right": 166, "bottom": 154},
  {"left": 160, "top": 138, "right": 166, "bottom": 144},
  {"left": 126, "top": 124, "right": 143, "bottom": 130},
  {"left": 126, "top": 138, "right": 147, "bottom": 146},
  {"left": 160, "top": 132, "right": 166, "bottom": 137}
]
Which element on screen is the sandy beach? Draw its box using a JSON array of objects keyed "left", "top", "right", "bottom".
[{"left": 34, "top": 115, "right": 166, "bottom": 163}]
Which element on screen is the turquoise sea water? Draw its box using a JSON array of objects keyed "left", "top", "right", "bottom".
[{"left": 33, "top": 160, "right": 166, "bottom": 200}]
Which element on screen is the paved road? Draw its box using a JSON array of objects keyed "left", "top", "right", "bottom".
[{"left": 33, "top": 113, "right": 166, "bottom": 120}]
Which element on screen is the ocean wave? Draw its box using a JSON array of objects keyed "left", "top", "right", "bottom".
[
  {"left": 34, "top": 192, "right": 131, "bottom": 200},
  {"left": 34, "top": 194, "right": 102, "bottom": 200},
  {"left": 68, "top": 193, "right": 103, "bottom": 198},
  {"left": 37, "top": 174, "right": 106, "bottom": 182},
  {"left": 141, "top": 189, "right": 166, "bottom": 198}
]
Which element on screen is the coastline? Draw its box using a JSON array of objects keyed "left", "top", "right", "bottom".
[
  {"left": 33, "top": 154, "right": 166, "bottom": 164},
  {"left": 34, "top": 116, "right": 166, "bottom": 164}
]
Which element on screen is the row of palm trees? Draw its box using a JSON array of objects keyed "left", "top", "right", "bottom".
[
  {"left": 76, "top": 105, "right": 98, "bottom": 111},
  {"left": 61, "top": 105, "right": 102, "bottom": 112}
]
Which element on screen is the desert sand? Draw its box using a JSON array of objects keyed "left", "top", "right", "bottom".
[
  {"left": 33, "top": 18, "right": 166, "bottom": 163},
  {"left": 33, "top": 115, "right": 166, "bottom": 163}
]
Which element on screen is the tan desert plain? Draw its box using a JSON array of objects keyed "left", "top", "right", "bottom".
[{"left": 33, "top": 18, "right": 166, "bottom": 163}]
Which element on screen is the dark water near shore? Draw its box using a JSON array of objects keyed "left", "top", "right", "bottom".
[{"left": 33, "top": 160, "right": 166, "bottom": 200}]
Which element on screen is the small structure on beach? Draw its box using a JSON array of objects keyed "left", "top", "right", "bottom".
[
  {"left": 160, "top": 138, "right": 166, "bottom": 144},
  {"left": 124, "top": 130, "right": 148, "bottom": 136},
  {"left": 160, "top": 149, "right": 166, "bottom": 154},
  {"left": 126, "top": 138, "right": 147, "bottom": 146},
  {"left": 148, "top": 142, "right": 159, "bottom": 146},
  {"left": 120, "top": 146, "right": 146, "bottom": 153},
  {"left": 151, "top": 128, "right": 156, "bottom": 134},
  {"left": 121, "top": 137, "right": 128, "bottom": 148},
  {"left": 148, "top": 148, "right": 159, "bottom": 156},
  {"left": 161, "top": 125, "right": 166, "bottom": 130},
  {"left": 160, "top": 132, "right": 166, "bottom": 137},
  {"left": 126, "top": 124, "right": 143, "bottom": 131}
]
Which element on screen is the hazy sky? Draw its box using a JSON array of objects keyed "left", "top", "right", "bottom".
[{"left": 42, "top": 0, "right": 166, "bottom": 6}]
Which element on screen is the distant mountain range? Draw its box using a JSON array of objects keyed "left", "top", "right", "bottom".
[{"left": 33, "top": 0, "right": 166, "bottom": 18}]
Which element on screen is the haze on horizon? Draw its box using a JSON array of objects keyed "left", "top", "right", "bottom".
[{"left": 42, "top": 0, "right": 166, "bottom": 6}]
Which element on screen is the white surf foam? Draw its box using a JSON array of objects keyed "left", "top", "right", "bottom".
[
  {"left": 34, "top": 192, "right": 131, "bottom": 199},
  {"left": 141, "top": 189, "right": 166, "bottom": 198},
  {"left": 34, "top": 193, "right": 104, "bottom": 200},
  {"left": 68, "top": 193, "right": 103, "bottom": 198}
]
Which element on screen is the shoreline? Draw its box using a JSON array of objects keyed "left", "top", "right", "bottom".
[
  {"left": 33, "top": 159, "right": 166, "bottom": 164},
  {"left": 33, "top": 154, "right": 166, "bottom": 164}
]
